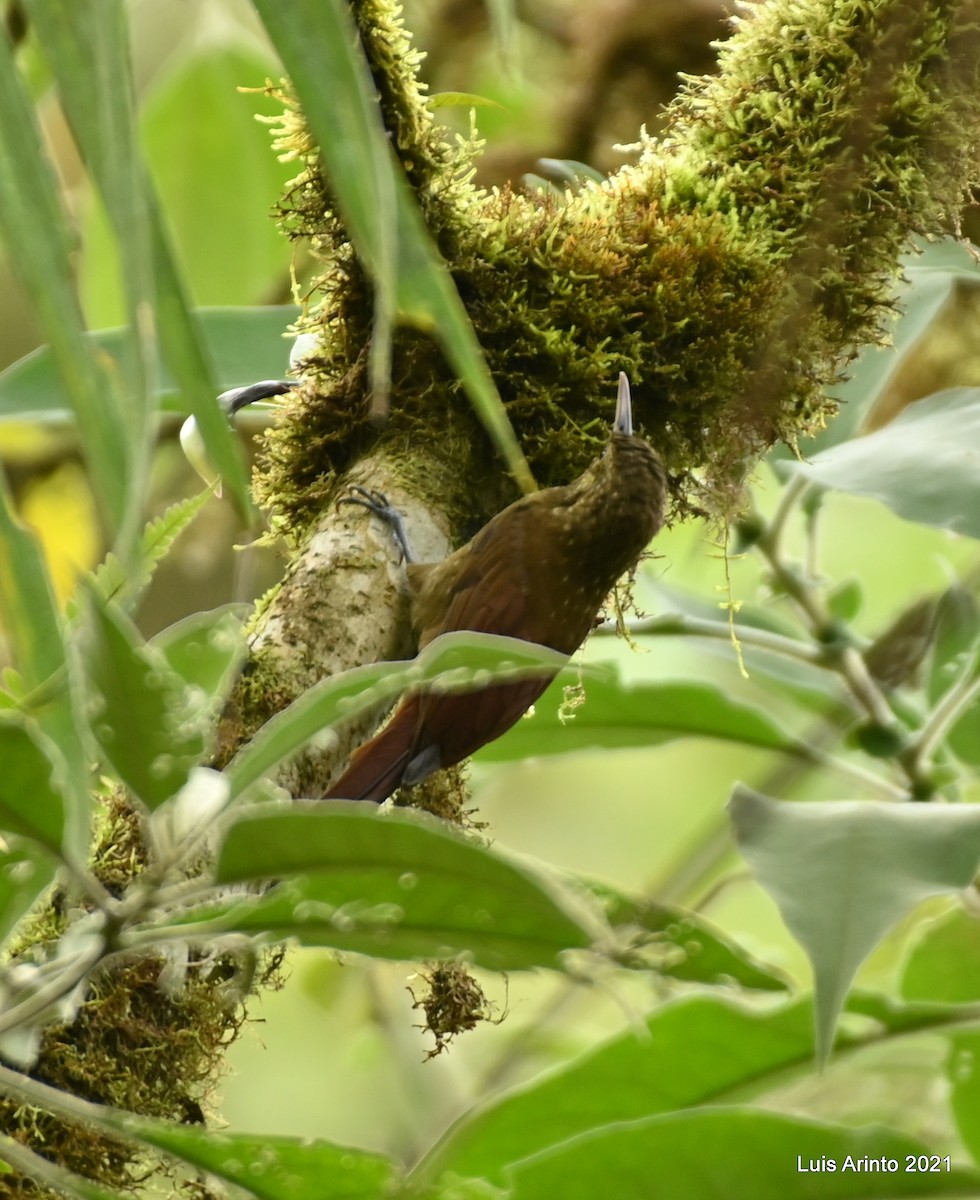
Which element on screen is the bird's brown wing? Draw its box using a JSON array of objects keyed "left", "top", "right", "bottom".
[
  {"left": 414, "top": 500, "right": 563, "bottom": 647},
  {"left": 325, "top": 504, "right": 563, "bottom": 801}
]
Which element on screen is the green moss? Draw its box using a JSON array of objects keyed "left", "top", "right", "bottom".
[{"left": 257, "top": 0, "right": 980, "bottom": 535}]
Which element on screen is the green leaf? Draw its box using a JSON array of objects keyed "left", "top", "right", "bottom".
[
  {"left": 428, "top": 91, "right": 504, "bottom": 110},
  {"left": 0, "top": 839, "right": 56, "bottom": 947},
  {"left": 27, "top": 0, "right": 261, "bottom": 518},
  {"left": 729, "top": 786, "right": 980, "bottom": 1064},
  {"left": 87, "top": 488, "right": 214, "bottom": 614},
  {"left": 226, "top": 631, "right": 567, "bottom": 799},
  {"left": 901, "top": 904, "right": 980, "bottom": 1004},
  {"left": 790, "top": 388, "right": 980, "bottom": 537},
  {"left": 150, "top": 606, "right": 246, "bottom": 708},
  {"left": 113, "top": 1124, "right": 396, "bottom": 1200},
  {"left": 181, "top": 803, "right": 599, "bottom": 970},
  {"left": 826, "top": 577, "right": 863, "bottom": 623},
  {"left": 80, "top": 590, "right": 207, "bottom": 809},
  {"left": 949, "top": 1028, "right": 980, "bottom": 1168},
  {"left": 0, "top": 718, "right": 66, "bottom": 851},
  {"left": 0, "top": 475, "right": 64, "bottom": 688},
  {"left": 420, "top": 991, "right": 951, "bottom": 1187},
  {"left": 0, "top": 7, "right": 130, "bottom": 532},
  {"left": 126, "top": 46, "right": 292, "bottom": 310},
  {"left": 478, "top": 668, "right": 805, "bottom": 761},
  {"left": 506, "top": 1109, "right": 979, "bottom": 1200},
  {"left": 0, "top": 1061, "right": 396, "bottom": 1200},
  {"left": 0, "top": 307, "right": 300, "bottom": 423},
  {"left": 597, "top": 887, "right": 790, "bottom": 991},
  {"left": 251, "top": 0, "right": 535, "bottom": 492},
  {"left": 0, "top": 475, "right": 89, "bottom": 856},
  {"left": 927, "top": 588, "right": 979, "bottom": 704},
  {"left": 774, "top": 237, "right": 980, "bottom": 454}
]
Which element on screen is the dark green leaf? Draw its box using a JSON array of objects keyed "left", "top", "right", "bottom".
[
  {"left": 826, "top": 577, "right": 863, "bottom": 623},
  {"left": 0, "top": 478, "right": 89, "bottom": 855},
  {"left": 0, "top": 719, "right": 65, "bottom": 851},
  {"left": 478, "top": 667, "right": 804, "bottom": 761},
  {"left": 112, "top": 1122, "right": 395, "bottom": 1200},
  {"left": 597, "top": 887, "right": 790, "bottom": 991},
  {"left": 151, "top": 606, "right": 246, "bottom": 711},
  {"left": 137, "top": 47, "right": 293, "bottom": 309},
  {"left": 81, "top": 591, "right": 206, "bottom": 809},
  {"left": 0, "top": 476, "right": 64, "bottom": 689},
  {"left": 421, "top": 992, "right": 947, "bottom": 1187},
  {"left": 181, "top": 803, "right": 599, "bottom": 970},
  {"left": 506, "top": 1109, "right": 979, "bottom": 1200},
  {"left": 0, "top": 840, "right": 56, "bottom": 945},
  {"left": 949, "top": 1029, "right": 980, "bottom": 1168},
  {"left": 729, "top": 786, "right": 980, "bottom": 1064}
]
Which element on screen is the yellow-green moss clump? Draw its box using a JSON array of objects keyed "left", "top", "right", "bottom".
[{"left": 258, "top": 0, "right": 980, "bottom": 535}]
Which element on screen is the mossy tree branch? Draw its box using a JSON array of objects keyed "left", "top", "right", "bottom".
[{"left": 225, "top": 0, "right": 980, "bottom": 798}]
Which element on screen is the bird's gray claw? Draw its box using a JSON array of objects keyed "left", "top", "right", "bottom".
[{"left": 337, "top": 486, "right": 414, "bottom": 562}]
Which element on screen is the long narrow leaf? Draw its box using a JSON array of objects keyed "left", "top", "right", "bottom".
[
  {"left": 0, "top": 475, "right": 90, "bottom": 856},
  {"left": 226, "top": 631, "right": 567, "bottom": 798},
  {"left": 27, "top": 0, "right": 252, "bottom": 521},
  {"left": 251, "top": 0, "right": 535, "bottom": 492},
  {"left": 0, "top": 17, "right": 129, "bottom": 533}
]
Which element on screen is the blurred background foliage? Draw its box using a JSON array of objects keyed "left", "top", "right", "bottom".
[{"left": 3, "top": 0, "right": 980, "bottom": 1189}]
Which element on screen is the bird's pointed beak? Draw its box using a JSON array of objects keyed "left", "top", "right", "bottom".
[
  {"left": 217, "top": 379, "right": 297, "bottom": 416},
  {"left": 614, "top": 372, "right": 633, "bottom": 437},
  {"left": 181, "top": 380, "right": 297, "bottom": 490}
]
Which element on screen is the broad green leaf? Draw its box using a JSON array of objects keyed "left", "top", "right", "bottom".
[
  {"left": 111, "top": 1123, "right": 395, "bottom": 1200},
  {"left": 729, "top": 786, "right": 980, "bottom": 1064},
  {"left": 779, "top": 237, "right": 980, "bottom": 454},
  {"left": 0, "top": 839, "right": 56, "bottom": 947},
  {"left": 0, "top": 718, "right": 65, "bottom": 851},
  {"left": 252, "top": 0, "right": 535, "bottom": 491},
  {"left": 116, "top": 46, "right": 291, "bottom": 313},
  {"left": 174, "top": 802, "right": 599, "bottom": 970},
  {"left": 150, "top": 606, "right": 246, "bottom": 710},
  {"left": 901, "top": 904, "right": 980, "bottom": 1004},
  {"left": 478, "top": 668, "right": 804, "bottom": 761},
  {"left": 87, "top": 488, "right": 214, "bottom": 614},
  {"left": 790, "top": 388, "right": 980, "bottom": 537},
  {"left": 949, "top": 1028, "right": 980, "bottom": 1168},
  {"left": 81, "top": 591, "right": 207, "bottom": 809},
  {"left": 226, "top": 631, "right": 567, "bottom": 798},
  {"left": 0, "top": 307, "right": 299, "bottom": 423},
  {"left": 506, "top": 1108, "right": 979, "bottom": 1200},
  {"left": 597, "top": 887, "right": 790, "bottom": 991},
  {"left": 420, "top": 991, "right": 957, "bottom": 1187},
  {"left": 0, "top": 9, "right": 129, "bottom": 532}
]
